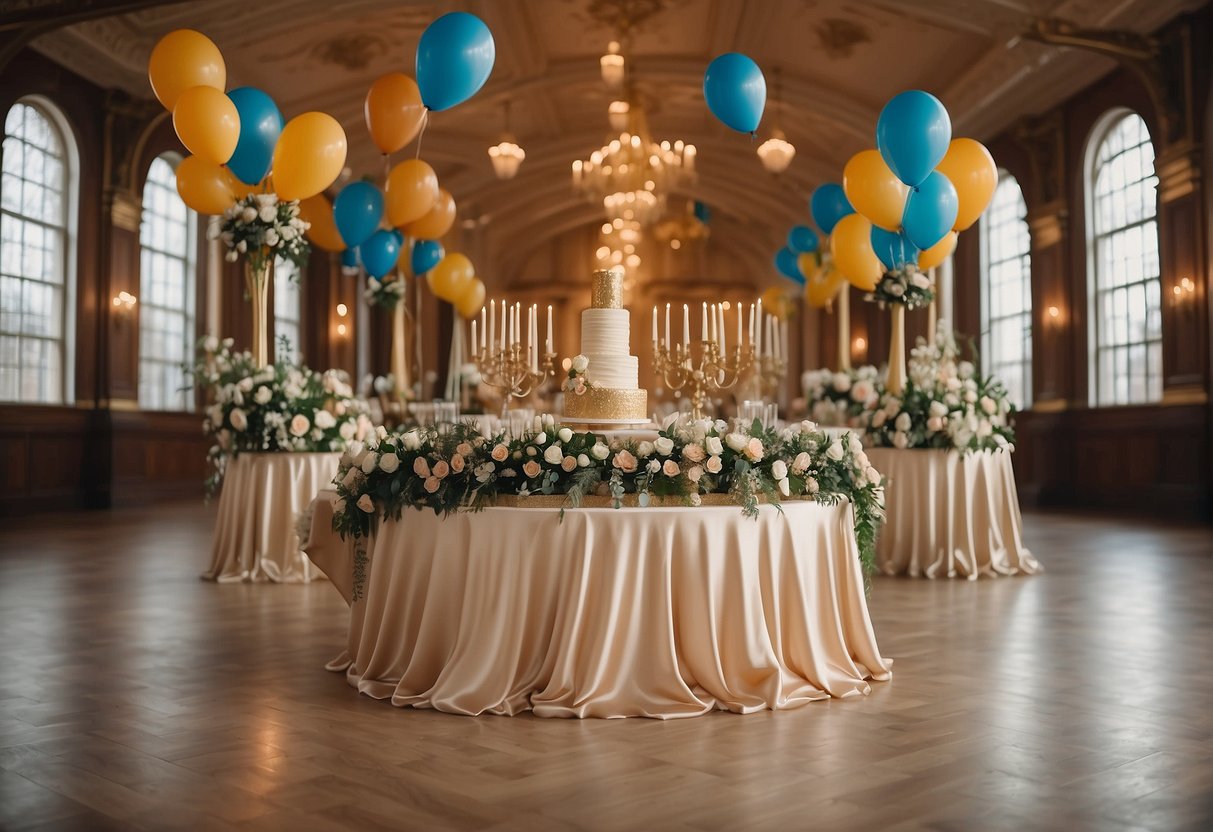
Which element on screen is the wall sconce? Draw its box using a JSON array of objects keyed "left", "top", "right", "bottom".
[
  {"left": 851, "top": 336, "right": 867, "bottom": 361},
  {"left": 335, "top": 302, "right": 349, "bottom": 338},
  {"left": 1044, "top": 304, "right": 1064, "bottom": 331},
  {"left": 1171, "top": 277, "right": 1196, "bottom": 307},
  {"left": 111, "top": 291, "right": 137, "bottom": 322}
]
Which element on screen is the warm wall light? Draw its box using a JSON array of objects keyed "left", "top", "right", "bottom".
[
  {"left": 335, "top": 303, "right": 349, "bottom": 338},
  {"left": 852, "top": 336, "right": 867, "bottom": 360},
  {"left": 336, "top": 303, "right": 348, "bottom": 317},
  {"left": 1172, "top": 277, "right": 1196, "bottom": 306},
  {"left": 336, "top": 323, "right": 347, "bottom": 337},
  {"left": 111, "top": 291, "right": 137, "bottom": 319}
]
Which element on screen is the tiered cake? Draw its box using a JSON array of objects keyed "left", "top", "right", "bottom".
[{"left": 564, "top": 268, "right": 648, "bottom": 426}]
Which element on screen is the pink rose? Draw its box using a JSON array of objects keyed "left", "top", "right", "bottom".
[
  {"left": 413, "top": 457, "right": 430, "bottom": 478},
  {"left": 612, "top": 449, "right": 638, "bottom": 473},
  {"left": 662, "top": 459, "right": 680, "bottom": 477},
  {"left": 561, "top": 455, "right": 577, "bottom": 472},
  {"left": 523, "top": 460, "right": 542, "bottom": 479},
  {"left": 687, "top": 465, "right": 703, "bottom": 483},
  {"left": 491, "top": 444, "right": 509, "bottom": 462},
  {"left": 706, "top": 455, "right": 723, "bottom": 474},
  {"left": 744, "top": 437, "right": 764, "bottom": 462},
  {"left": 450, "top": 454, "right": 465, "bottom": 473},
  {"left": 432, "top": 460, "right": 450, "bottom": 479},
  {"left": 456, "top": 442, "right": 473, "bottom": 457},
  {"left": 423, "top": 476, "right": 440, "bottom": 493},
  {"left": 681, "top": 443, "right": 705, "bottom": 463}
]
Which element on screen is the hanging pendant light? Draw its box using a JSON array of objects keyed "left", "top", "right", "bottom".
[{"left": 488, "top": 99, "right": 525, "bottom": 180}]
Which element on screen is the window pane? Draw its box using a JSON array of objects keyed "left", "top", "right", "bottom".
[
  {"left": 1089, "top": 113, "right": 1161, "bottom": 406},
  {"left": 979, "top": 172, "right": 1032, "bottom": 408},
  {"left": 274, "top": 257, "right": 302, "bottom": 364}
]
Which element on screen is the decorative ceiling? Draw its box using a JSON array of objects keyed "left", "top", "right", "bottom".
[{"left": 28, "top": 0, "right": 1202, "bottom": 284}]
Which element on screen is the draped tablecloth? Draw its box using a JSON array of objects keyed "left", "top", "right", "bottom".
[
  {"left": 304, "top": 497, "right": 891, "bottom": 719},
  {"left": 202, "top": 452, "right": 341, "bottom": 583},
  {"left": 865, "top": 448, "right": 1041, "bottom": 580}
]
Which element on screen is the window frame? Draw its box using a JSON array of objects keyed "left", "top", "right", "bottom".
[
  {"left": 273, "top": 255, "right": 302, "bottom": 365},
  {"left": 978, "top": 170, "right": 1033, "bottom": 410}
]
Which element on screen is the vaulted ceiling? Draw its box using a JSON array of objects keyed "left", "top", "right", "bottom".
[{"left": 28, "top": 0, "right": 1202, "bottom": 286}]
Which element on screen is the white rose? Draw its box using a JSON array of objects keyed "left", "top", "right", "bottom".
[
  {"left": 866, "top": 466, "right": 882, "bottom": 485},
  {"left": 977, "top": 420, "right": 993, "bottom": 438},
  {"left": 534, "top": 432, "right": 548, "bottom": 445},
  {"left": 339, "top": 421, "right": 357, "bottom": 441},
  {"left": 241, "top": 206, "right": 257, "bottom": 223},
  {"left": 964, "top": 390, "right": 978, "bottom": 404},
  {"left": 889, "top": 283, "right": 905, "bottom": 297},
  {"left": 705, "top": 436, "right": 724, "bottom": 455},
  {"left": 654, "top": 436, "right": 674, "bottom": 455},
  {"left": 379, "top": 453, "right": 400, "bottom": 473},
  {"left": 258, "top": 205, "right": 276, "bottom": 223},
  {"left": 314, "top": 410, "right": 336, "bottom": 429},
  {"left": 647, "top": 459, "right": 660, "bottom": 473},
  {"left": 826, "top": 440, "right": 844, "bottom": 461},
  {"left": 832, "top": 372, "right": 850, "bottom": 393},
  {"left": 571, "top": 354, "right": 589, "bottom": 373},
  {"left": 893, "top": 431, "right": 909, "bottom": 449},
  {"left": 927, "top": 416, "right": 943, "bottom": 433},
  {"left": 543, "top": 445, "right": 563, "bottom": 465},
  {"left": 929, "top": 401, "right": 949, "bottom": 418},
  {"left": 778, "top": 477, "right": 790, "bottom": 497},
  {"left": 872, "top": 410, "right": 887, "bottom": 428},
  {"left": 725, "top": 433, "right": 748, "bottom": 452},
  {"left": 637, "top": 441, "right": 655, "bottom": 458},
  {"left": 895, "top": 412, "right": 912, "bottom": 432},
  {"left": 911, "top": 272, "right": 931, "bottom": 289},
  {"left": 958, "top": 361, "right": 975, "bottom": 378},
  {"left": 356, "top": 494, "right": 375, "bottom": 513},
  {"left": 806, "top": 477, "right": 819, "bottom": 494},
  {"left": 792, "top": 451, "right": 811, "bottom": 474},
  {"left": 847, "top": 433, "right": 862, "bottom": 453},
  {"left": 577, "top": 453, "right": 591, "bottom": 467},
  {"left": 361, "top": 453, "right": 378, "bottom": 474},
  {"left": 590, "top": 442, "right": 610, "bottom": 460},
  {"left": 264, "top": 228, "right": 279, "bottom": 247},
  {"left": 229, "top": 408, "right": 248, "bottom": 431},
  {"left": 254, "top": 386, "right": 272, "bottom": 405},
  {"left": 402, "top": 430, "right": 421, "bottom": 451},
  {"left": 705, "top": 455, "right": 723, "bottom": 474},
  {"left": 980, "top": 396, "right": 997, "bottom": 415},
  {"left": 772, "top": 459, "right": 788, "bottom": 481},
  {"left": 557, "top": 428, "right": 573, "bottom": 443}
]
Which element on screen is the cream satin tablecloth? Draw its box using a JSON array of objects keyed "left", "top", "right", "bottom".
[
  {"left": 304, "top": 497, "right": 891, "bottom": 719},
  {"left": 865, "top": 448, "right": 1041, "bottom": 580},
  {"left": 203, "top": 452, "right": 341, "bottom": 583}
]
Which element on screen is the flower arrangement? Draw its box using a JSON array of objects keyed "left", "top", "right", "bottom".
[
  {"left": 331, "top": 414, "right": 886, "bottom": 597},
  {"left": 190, "top": 337, "right": 373, "bottom": 494},
  {"left": 365, "top": 275, "right": 405, "bottom": 310},
  {"left": 859, "top": 327, "right": 1016, "bottom": 452},
  {"left": 214, "top": 193, "right": 310, "bottom": 271},
  {"left": 563, "top": 354, "right": 592, "bottom": 395},
  {"left": 802, "top": 365, "right": 881, "bottom": 427},
  {"left": 865, "top": 266, "right": 935, "bottom": 310}
]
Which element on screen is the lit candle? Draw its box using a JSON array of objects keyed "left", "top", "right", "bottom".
[
  {"left": 756, "top": 299, "right": 764, "bottom": 357},
  {"left": 546, "top": 304, "right": 553, "bottom": 353},
  {"left": 665, "top": 303, "right": 671, "bottom": 349},
  {"left": 748, "top": 303, "right": 755, "bottom": 346},
  {"left": 701, "top": 302, "right": 708, "bottom": 342},
  {"left": 508, "top": 301, "right": 515, "bottom": 348},
  {"left": 531, "top": 305, "right": 538, "bottom": 371},
  {"left": 682, "top": 304, "right": 690, "bottom": 348},
  {"left": 718, "top": 305, "right": 726, "bottom": 353},
  {"left": 489, "top": 300, "right": 496, "bottom": 354},
  {"left": 479, "top": 306, "right": 487, "bottom": 351},
  {"left": 500, "top": 300, "right": 507, "bottom": 351},
  {"left": 471, "top": 320, "right": 477, "bottom": 356},
  {"left": 737, "top": 301, "right": 742, "bottom": 349},
  {"left": 652, "top": 305, "right": 658, "bottom": 351}
]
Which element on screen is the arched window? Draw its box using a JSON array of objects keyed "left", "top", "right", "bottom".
[
  {"left": 979, "top": 172, "right": 1032, "bottom": 408},
  {"left": 1088, "top": 111, "right": 1161, "bottom": 406},
  {"left": 0, "top": 99, "right": 76, "bottom": 403},
  {"left": 274, "top": 256, "right": 301, "bottom": 364},
  {"left": 139, "top": 155, "right": 196, "bottom": 410}
]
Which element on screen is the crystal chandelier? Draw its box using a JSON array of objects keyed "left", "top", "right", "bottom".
[
  {"left": 757, "top": 68, "right": 795, "bottom": 174},
  {"left": 488, "top": 100, "right": 525, "bottom": 180}
]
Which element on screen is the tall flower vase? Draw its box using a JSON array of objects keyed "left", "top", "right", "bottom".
[
  {"left": 245, "top": 254, "right": 273, "bottom": 369},
  {"left": 887, "top": 304, "right": 906, "bottom": 396},
  {"left": 390, "top": 287, "right": 411, "bottom": 399}
]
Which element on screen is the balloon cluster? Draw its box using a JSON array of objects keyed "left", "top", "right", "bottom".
[
  {"left": 306, "top": 11, "right": 496, "bottom": 319},
  {"left": 149, "top": 29, "right": 347, "bottom": 214}
]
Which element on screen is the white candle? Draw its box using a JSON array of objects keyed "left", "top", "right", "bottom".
[
  {"left": 701, "top": 302, "right": 708, "bottom": 342},
  {"left": 748, "top": 303, "right": 755, "bottom": 346},
  {"left": 531, "top": 306, "right": 538, "bottom": 371},
  {"left": 718, "top": 305, "right": 726, "bottom": 353},
  {"left": 546, "top": 304, "right": 553, "bottom": 352},
  {"left": 471, "top": 320, "right": 477, "bottom": 356},
  {"left": 756, "top": 299, "right": 764, "bottom": 357},
  {"left": 479, "top": 306, "right": 486, "bottom": 351},
  {"left": 737, "top": 301, "right": 743, "bottom": 349},
  {"left": 652, "top": 305, "right": 658, "bottom": 350},
  {"left": 508, "top": 302, "right": 514, "bottom": 348},
  {"left": 489, "top": 300, "right": 496, "bottom": 354},
  {"left": 665, "top": 303, "right": 671, "bottom": 349},
  {"left": 682, "top": 304, "right": 690, "bottom": 348}
]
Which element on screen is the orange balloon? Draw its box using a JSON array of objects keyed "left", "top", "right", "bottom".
[
  {"left": 917, "top": 230, "right": 958, "bottom": 271},
  {"left": 225, "top": 169, "right": 258, "bottom": 200},
  {"left": 830, "top": 213, "right": 882, "bottom": 291},
  {"left": 797, "top": 251, "right": 821, "bottom": 283},
  {"left": 806, "top": 266, "right": 846, "bottom": 308},
  {"left": 936, "top": 138, "right": 997, "bottom": 231},
  {"left": 406, "top": 188, "right": 456, "bottom": 240},
  {"left": 271, "top": 112, "right": 347, "bottom": 201},
  {"left": 385, "top": 159, "right": 439, "bottom": 227},
  {"left": 175, "top": 155, "right": 233, "bottom": 214},
  {"left": 843, "top": 149, "right": 909, "bottom": 232},
  {"left": 172, "top": 85, "right": 240, "bottom": 165},
  {"left": 148, "top": 29, "right": 226, "bottom": 111},
  {"left": 426, "top": 252, "right": 474, "bottom": 301},
  {"left": 365, "top": 73, "right": 427, "bottom": 155},
  {"left": 298, "top": 194, "right": 346, "bottom": 253},
  {"left": 455, "top": 278, "right": 486, "bottom": 319}
]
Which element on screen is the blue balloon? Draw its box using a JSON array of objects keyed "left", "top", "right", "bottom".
[
  {"left": 333, "top": 181, "right": 384, "bottom": 248},
  {"left": 876, "top": 90, "right": 952, "bottom": 188},
  {"left": 902, "top": 171, "right": 959, "bottom": 251},
  {"left": 361, "top": 230, "right": 401, "bottom": 279},
  {"left": 787, "top": 225, "right": 819, "bottom": 254},
  {"left": 774, "top": 247, "right": 805, "bottom": 284},
  {"left": 416, "top": 12, "right": 495, "bottom": 112},
  {"left": 341, "top": 247, "right": 361, "bottom": 274},
  {"left": 693, "top": 200, "right": 712, "bottom": 225},
  {"left": 870, "top": 226, "right": 919, "bottom": 271},
  {"left": 703, "top": 53, "right": 766, "bottom": 134},
  {"left": 226, "top": 87, "right": 283, "bottom": 186},
  {"left": 411, "top": 239, "right": 445, "bottom": 275},
  {"left": 809, "top": 184, "right": 853, "bottom": 235}
]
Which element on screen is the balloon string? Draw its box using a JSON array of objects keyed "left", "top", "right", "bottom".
[{"left": 415, "top": 110, "right": 430, "bottom": 160}]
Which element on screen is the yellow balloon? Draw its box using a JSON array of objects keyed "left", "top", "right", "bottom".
[
  {"left": 426, "top": 252, "right": 474, "bottom": 301},
  {"left": 455, "top": 278, "right": 486, "bottom": 319},
  {"left": 797, "top": 251, "right": 819, "bottom": 283},
  {"left": 406, "top": 188, "right": 456, "bottom": 240},
  {"left": 830, "top": 213, "right": 883, "bottom": 291},
  {"left": 385, "top": 159, "right": 439, "bottom": 227},
  {"left": 917, "top": 231, "right": 958, "bottom": 271},
  {"left": 172, "top": 85, "right": 240, "bottom": 165},
  {"left": 806, "top": 266, "right": 846, "bottom": 309},
  {"left": 843, "top": 149, "right": 909, "bottom": 232},
  {"left": 175, "top": 155, "right": 233, "bottom": 215},
  {"left": 298, "top": 194, "right": 347, "bottom": 253},
  {"left": 936, "top": 138, "right": 997, "bottom": 231},
  {"left": 271, "top": 112, "right": 347, "bottom": 202},
  {"left": 148, "top": 29, "right": 226, "bottom": 111},
  {"left": 365, "top": 73, "right": 427, "bottom": 155},
  {"left": 226, "top": 169, "right": 258, "bottom": 200}
]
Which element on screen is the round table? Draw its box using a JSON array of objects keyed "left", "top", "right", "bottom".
[
  {"left": 202, "top": 452, "right": 340, "bottom": 583},
  {"left": 304, "top": 496, "right": 891, "bottom": 719}
]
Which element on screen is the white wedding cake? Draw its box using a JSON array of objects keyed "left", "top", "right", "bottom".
[{"left": 564, "top": 267, "right": 648, "bottom": 425}]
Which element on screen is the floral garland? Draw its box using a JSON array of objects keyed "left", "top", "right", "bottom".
[
  {"left": 858, "top": 327, "right": 1016, "bottom": 452},
  {"left": 189, "top": 337, "right": 373, "bottom": 494},
  {"left": 365, "top": 275, "right": 405, "bottom": 310},
  {"left": 563, "top": 354, "right": 592, "bottom": 395},
  {"left": 802, "top": 365, "right": 881, "bottom": 427},
  {"left": 213, "top": 194, "right": 309, "bottom": 271},
  {"left": 865, "top": 266, "right": 934, "bottom": 310},
  {"left": 331, "top": 414, "right": 886, "bottom": 598}
]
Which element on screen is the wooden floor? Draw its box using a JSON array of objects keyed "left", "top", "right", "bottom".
[{"left": 1, "top": 503, "right": 1211, "bottom": 832}]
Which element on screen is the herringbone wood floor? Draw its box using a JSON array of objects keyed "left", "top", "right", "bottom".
[{"left": 1, "top": 501, "right": 1211, "bottom": 832}]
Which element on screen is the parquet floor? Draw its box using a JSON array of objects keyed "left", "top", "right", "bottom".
[{"left": 1, "top": 502, "right": 1211, "bottom": 832}]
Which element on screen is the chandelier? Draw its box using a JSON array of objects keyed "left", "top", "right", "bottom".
[
  {"left": 757, "top": 68, "right": 795, "bottom": 174},
  {"left": 487, "top": 100, "right": 525, "bottom": 180}
]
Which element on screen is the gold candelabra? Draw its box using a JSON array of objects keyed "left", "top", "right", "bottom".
[
  {"left": 756, "top": 354, "right": 787, "bottom": 399},
  {"left": 653, "top": 340, "right": 753, "bottom": 421},
  {"left": 473, "top": 343, "right": 557, "bottom": 417}
]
